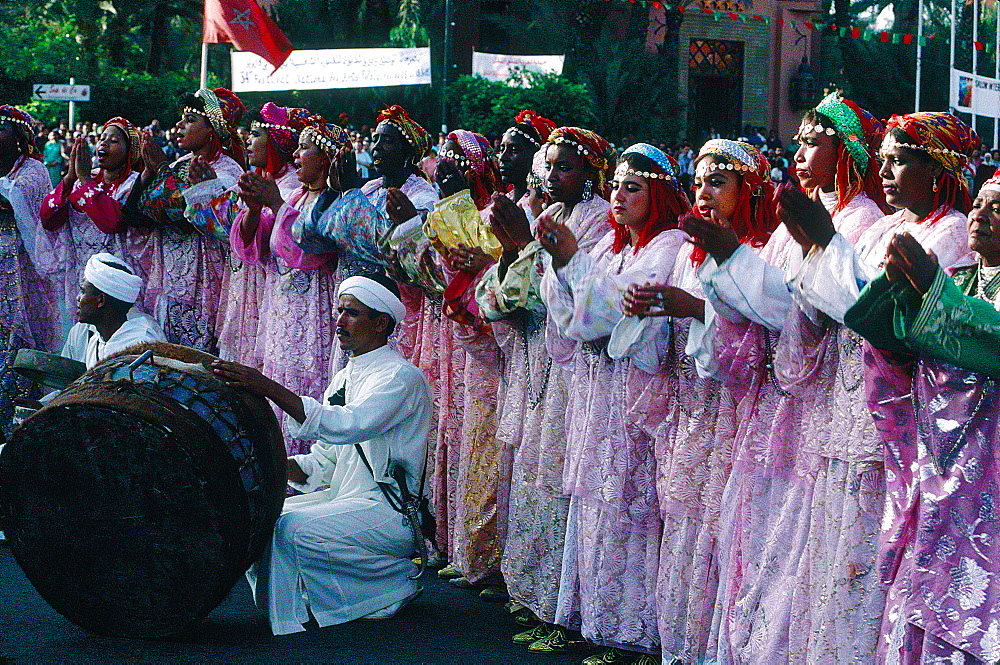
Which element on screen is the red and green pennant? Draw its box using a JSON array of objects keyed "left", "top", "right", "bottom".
[{"left": 604, "top": 0, "right": 993, "bottom": 52}]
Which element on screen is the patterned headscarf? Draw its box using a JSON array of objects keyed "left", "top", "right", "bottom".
[
  {"left": 375, "top": 105, "right": 432, "bottom": 163},
  {"left": 800, "top": 93, "right": 887, "bottom": 213},
  {"left": 0, "top": 105, "right": 41, "bottom": 160},
  {"left": 611, "top": 143, "right": 691, "bottom": 254},
  {"left": 884, "top": 112, "right": 980, "bottom": 219},
  {"left": 180, "top": 87, "right": 247, "bottom": 167},
  {"left": 101, "top": 117, "right": 142, "bottom": 175},
  {"left": 691, "top": 139, "right": 779, "bottom": 265},
  {"left": 510, "top": 109, "right": 556, "bottom": 148},
  {"left": 546, "top": 127, "right": 615, "bottom": 199},
  {"left": 884, "top": 113, "right": 979, "bottom": 190},
  {"left": 444, "top": 129, "right": 503, "bottom": 209},
  {"left": 300, "top": 115, "right": 350, "bottom": 159}
]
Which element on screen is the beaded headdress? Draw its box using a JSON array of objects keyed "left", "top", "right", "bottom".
[
  {"left": 250, "top": 102, "right": 311, "bottom": 154},
  {"left": 180, "top": 87, "right": 246, "bottom": 166},
  {"left": 301, "top": 116, "right": 350, "bottom": 158},
  {"left": 102, "top": 117, "right": 142, "bottom": 171},
  {"left": 806, "top": 92, "right": 884, "bottom": 172},
  {"left": 883, "top": 112, "right": 980, "bottom": 191},
  {"left": 612, "top": 143, "right": 690, "bottom": 254},
  {"left": 546, "top": 126, "right": 615, "bottom": 198},
  {"left": 695, "top": 139, "right": 768, "bottom": 179},
  {"left": 0, "top": 105, "right": 41, "bottom": 159},
  {"left": 444, "top": 129, "right": 503, "bottom": 209},
  {"left": 620, "top": 143, "right": 678, "bottom": 182},
  {"left": 375, "top": 105, "right": 432, "bottom": 162},
  {"left": 691, "top": 139, "right": 777, "bottom": 266},
  {"left": 510, "top": 109, "right": 556, "bottom": 148}
]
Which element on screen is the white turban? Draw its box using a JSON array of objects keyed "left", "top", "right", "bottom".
[
  {"left": 338, "top": 275, "right": 406, "bottom": 324},
  {"left": 84, "top": 253, "right": 142, "bottom": 304}
]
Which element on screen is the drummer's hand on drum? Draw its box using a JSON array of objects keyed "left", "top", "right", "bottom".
[{"left": 211, "top": 360, "right": 306, "bottom": 424}]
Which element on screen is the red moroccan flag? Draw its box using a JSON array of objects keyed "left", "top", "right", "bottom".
[{"left": 203, "top": 0, "right": 293, "bottom": 73}]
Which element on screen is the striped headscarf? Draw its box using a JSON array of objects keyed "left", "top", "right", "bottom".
[
  {"left": 376, "top": 105, "right": 432, "bottom": 163},
  {"left": 884, "top": 112, "right": 980, "bottom": 218},
  {"left": 444, "top": 129, "right": 503, "bottom": 209},
  {"left": 180, "top": 87, "right": 247, "bottom": 167},
  {"left": 546, "top": 126, "right": 615, "bottom": 199},
  {"left": 101, "top": 117, "right": 142, "bottom": 173}
]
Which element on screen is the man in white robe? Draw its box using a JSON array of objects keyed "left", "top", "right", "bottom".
[
  {"left": 212, "top": 273, "right": 432, "bottom": 636},
  {"left": 61, "top": 252, "right": 165, "bottom": 368}
]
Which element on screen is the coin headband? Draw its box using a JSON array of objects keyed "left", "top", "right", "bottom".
[
  {"left": 615, "top": 163, "right": 673, "bottom": 181},
  {"left": 881, "top": 132, "right": 967, "bottom": 160}
]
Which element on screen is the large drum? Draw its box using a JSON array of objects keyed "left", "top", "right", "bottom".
[{"left": 0, "top": 342, "right": 286, "bottom": 638}]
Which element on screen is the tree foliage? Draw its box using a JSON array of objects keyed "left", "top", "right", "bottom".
[{"left": 447, "top": 71, "right": 596, "bottom": 140}]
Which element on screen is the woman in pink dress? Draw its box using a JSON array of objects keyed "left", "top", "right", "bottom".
[
  {"left": 477, "top": 127, "right": 613, "bottom": 654},
  {"left": 231, "top": 117, "right": 353, "bottom": 456},
  {"left": 187, "top": 102, "right": 311, "bottom": 365},
  {"left": 381, "top": 129, "right": 506, "bottom": 594},
  {"left": 0, "top": 105, "right": 59, "bottom": 433},
  {"left": 123, "top": 87, "right": 246, "bottom": 353},
  {"left": 39, "top": 117, "right": 142, "bottom": 326},
  {"left": 538, "top": 143, "right": 690, "bottom": 663}
]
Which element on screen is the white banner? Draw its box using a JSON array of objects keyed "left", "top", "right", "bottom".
[
  {"left": 472, "top": 52, "right": 564, "bottom": 84},
  {"left": 231, "top": 48, "right": 432, "bottom": 92},
  {"left": 950, "top": 68, "right": 1000, "bottom": 119}
]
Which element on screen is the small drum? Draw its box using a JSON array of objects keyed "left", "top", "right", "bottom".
[
  {"left": 0, "top": 342, "right": 286, "bottom": 638},
  {"left": 13, "top": 348, "right": 87, "bottom": 389}
]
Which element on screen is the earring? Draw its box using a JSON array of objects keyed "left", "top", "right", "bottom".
[
  {"left": 932, "top": 175, "right": 939, "bottom": 192},
  {"left": 583, "top": 179, "right": 593, "bottom": 200}
]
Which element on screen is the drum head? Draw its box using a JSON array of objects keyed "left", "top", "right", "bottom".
[
  {"left": 13, "top": 349, "right": 87, "bottom": 389},
  {"left": 0, "top": 401, "right": 249, "bottom": 639}
]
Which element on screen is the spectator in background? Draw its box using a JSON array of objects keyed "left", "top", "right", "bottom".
[
  {"left": 676, "top": 141, "right": 693, "bottom": 193},
  {"left": 355, "top": 135, "right": 374, "bottom": 182},
  {"left": 43, "top": 130, "right": 64, "bottom": 186}
]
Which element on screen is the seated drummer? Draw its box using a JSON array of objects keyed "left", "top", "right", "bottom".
[
  {"left": 61, "top": 253, "right": 165, "bottom": 369},
  {"left": 212, "top": 273, "right": 432, "bottom": 635}
]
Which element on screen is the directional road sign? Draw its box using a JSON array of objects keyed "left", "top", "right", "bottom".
[{"left": 32, "top": 84, "right": 91, "bottom": 102}]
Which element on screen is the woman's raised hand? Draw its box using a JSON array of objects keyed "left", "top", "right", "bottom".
[
  {"left": 72, "top": 136, "right": 92, "bottom": 184},
  {"left": 681, "top": 211, "right": 741, "bottom": 264},
  {"left": 489, "top": 193, "right": 535, "bottom": 251},
  {"left": 776, "top": 183, "right": 835, "bottom": 249},
  {"left": 436, "top": 159, "right": 469, "bottom": 198},
  {"left": 536, "top": 211, "right": 578, "bottom": 270},
  {"left": 386, "top": 188, "right": 418, "bottom": 226},
  {"left": 187, "top": 155, "right": 217, "bottom": 184},
  {"left": 448, "top": 243, "right": 492, "bottom": 274}
]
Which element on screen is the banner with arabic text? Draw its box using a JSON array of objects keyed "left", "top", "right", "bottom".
[{"left": 231, "top": 48, "right": 432, "bottom": 92}]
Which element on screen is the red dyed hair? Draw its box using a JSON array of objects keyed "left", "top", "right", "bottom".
[
  {"left": 689, "top": 154, "right": 780, "bottom": 266},
  {"left": 610, "top": 152, "right": 691, "bottom": 254}
]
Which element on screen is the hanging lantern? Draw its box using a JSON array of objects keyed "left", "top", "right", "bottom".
[{"left": 789, "top": 58, "right": 816, "bottom": 111}]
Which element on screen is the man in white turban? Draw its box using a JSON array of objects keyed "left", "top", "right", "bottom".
[
  {"left": 212, "top": 273, "right": 431, "bottom": 635},
  {"left": 61, "top": 253, "right": 165, "bottom": 369}
]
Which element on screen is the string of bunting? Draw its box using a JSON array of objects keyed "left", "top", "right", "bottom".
[{"left": 605, "top": 0, "right": 996, "bottom": 52}]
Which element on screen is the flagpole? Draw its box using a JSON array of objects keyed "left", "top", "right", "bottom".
[
  {"left": 994, "top": 0, "right": 998, "bottom": 150},
  {"left": 973, "top": 0, "right": 979, "bottom": 135},
  {"left": 200, "top": 42, "right": 209, "bottom": 89},
  {"left": 915, "top": 0, "right": 923, "bottom": 111}
]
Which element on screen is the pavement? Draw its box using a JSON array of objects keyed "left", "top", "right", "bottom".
[{"left": 0, "top": 545, "right": 590, "bottom": 664}]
